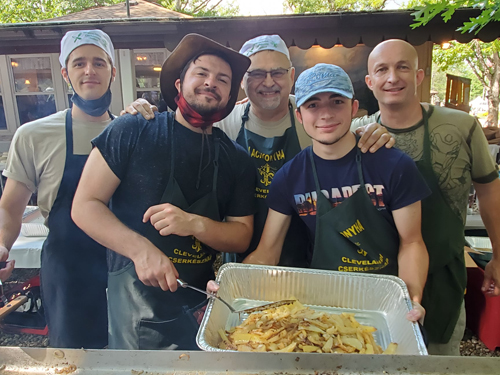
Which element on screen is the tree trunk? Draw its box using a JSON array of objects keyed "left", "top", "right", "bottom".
[{"left": 486, "top": 53, "right": 500, "bottom": 127}]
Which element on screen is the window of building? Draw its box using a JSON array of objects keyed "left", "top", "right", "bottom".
[
  {"left": 134, "top": 50, "right": 167, "bottom": 110},
  {"left": 10, "top": 56, "right": 56, "bottom": 125},
  {"left": 0, "top": 79, "right": 6, "bottom": 130}
]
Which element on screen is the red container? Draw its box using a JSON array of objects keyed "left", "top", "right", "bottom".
[{"left": 465, "top": 266, "right": 500, "bottom": 351}]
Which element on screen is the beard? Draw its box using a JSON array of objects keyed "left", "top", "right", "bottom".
[{"left": 184, "top": 87, "right": 223, "bottom": 116}]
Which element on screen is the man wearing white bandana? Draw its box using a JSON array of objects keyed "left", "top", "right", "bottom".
[{"left": 0, "top": 29, "right": 115, "bottom": 348}]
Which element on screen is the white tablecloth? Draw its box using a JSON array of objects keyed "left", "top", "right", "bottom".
[
  {"left": 8, "top": 234, "right": 45, "bottom": 268},
  {"left": 6, "top": 207, "right": 46, "bottom": 268}
]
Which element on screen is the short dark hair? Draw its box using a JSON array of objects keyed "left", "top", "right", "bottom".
[{"left": 179, "top": 51, "right": 231, "bottom": 82}]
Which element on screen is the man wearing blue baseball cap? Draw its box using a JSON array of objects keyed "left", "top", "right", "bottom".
[
  {"left": 243, "top": 63, "right": 431, "bottom": 322},
  {"left": 0, "top": 29, "right": 115, "bottom": 348}
]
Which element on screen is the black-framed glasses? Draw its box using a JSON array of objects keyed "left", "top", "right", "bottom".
[{"left": 246, "top": 68, "right": 290, "bottom": 81}]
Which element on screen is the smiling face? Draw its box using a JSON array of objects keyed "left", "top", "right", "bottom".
[
  {"left": 175, "top": 54, "right": 232, "bottom": 116},
  {"left": 242, "top": 50, "right": 294, "bottom": 112},
  {"left": 296, "top": 92, "right": 359, "bottom": 146},
  {"left": 365, "top": 40, "right": 424, "bottom": 109},
  {"left": 61, "top": 44, "right": 115, "bottom": 101}
]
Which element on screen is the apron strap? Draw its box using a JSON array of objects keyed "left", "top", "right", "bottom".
[
  {"left": 65, "top": 110, "right": 74, "bottom": 156},
  {"left": 308, "top": 147, "right": 322, "bottom": 196},
  {"left": 212, "top": 137, "right": 220, "bottom": 192},
  {"left": 355, "top": 141, "right": 365, "bottom": 187},
  {"left": 169, "top": 117, "right": 175, "bottom": 175},
  {"left": 238, "top": 103, "right": 252, "bottom": 151},
  {"left": 421, "top": 105, "right": 431, "bottom": 161}
]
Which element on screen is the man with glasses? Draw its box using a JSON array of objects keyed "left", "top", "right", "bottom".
[{"left": 126, "top": 35, "right": 393, "bottom": 267}]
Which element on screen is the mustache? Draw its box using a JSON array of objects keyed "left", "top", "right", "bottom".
[{"left": 196, "top": 87, "right": 221, "bottom": 101}]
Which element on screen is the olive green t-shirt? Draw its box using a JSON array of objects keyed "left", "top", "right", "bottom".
[{"left": 351, "top": 104, "right": 498, "bottom": 223}]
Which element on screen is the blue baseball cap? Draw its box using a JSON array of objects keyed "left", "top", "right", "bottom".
[{"left": 295, "top": 63, "right": 354, "bottom": 108}]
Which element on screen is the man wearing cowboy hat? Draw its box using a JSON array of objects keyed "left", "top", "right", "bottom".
[
  {"left": 72, "top": 34, "right": 256, "bottom": 350},
  {"left": 0, "top": 29, "right": 115, "bottom": 348}
]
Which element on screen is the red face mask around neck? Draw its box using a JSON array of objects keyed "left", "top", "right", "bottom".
[{"left": 174, "top": 92, "right": 227, "bottom": 128}]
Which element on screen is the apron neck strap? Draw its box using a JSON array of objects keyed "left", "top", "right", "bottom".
[
  {"left": 212, "top": 138, "right": 220, "bottom": 192},
  {"left": 309, "top": 147, "right": 322, "bottom": 195},
  {"left": 354, "top": 137, "right": 365, "bottom": 187},
  {"left": 65, "top": 109, "right": 74, "bottom": 155},
  {"left": 420, "top": 105, "right": 431, "bottom": 160},
  {"left": 241, "top": 102, "right": 251, "bottom": 128},
  {"left": 169, "top": 118, "right": 176, "bottom": 174},
  {"left": 288, "top": 101, "right": 296, "bottom": 129}
]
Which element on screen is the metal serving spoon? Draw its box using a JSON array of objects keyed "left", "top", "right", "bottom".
[{"left": 176, "top": 279, "right": 295, "bottom": 314}]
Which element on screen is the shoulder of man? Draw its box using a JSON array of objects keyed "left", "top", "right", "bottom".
[
  {"left": 350, "top": 112, "right": 379, "bottom": 130},
  {"left": 426, "top": 104, "right": 476, "bottom": 128},
  {"left": 15, "top": 109, "right": 68, "bottom": 134},
  {"left": 215, "top": 103, "right": 246, "bottom": 129}
]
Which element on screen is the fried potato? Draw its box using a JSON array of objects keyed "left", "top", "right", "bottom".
[{"left": 218, "top": 300, "right": 397, "bottom": 354}]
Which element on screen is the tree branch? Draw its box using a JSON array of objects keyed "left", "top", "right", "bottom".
[
  {"left": 192, "top": 0, "right": 212, "bottom": 13},
  {"left": 466, "top": 57, "right": 489, "bottom": 87},
  {"left": 208, "top": 0, "right": 223, "bottom": 13}
]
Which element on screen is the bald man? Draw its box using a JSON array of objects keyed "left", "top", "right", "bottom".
[{"left": 352, "top": 39, "right": 500, "bottom": 355}]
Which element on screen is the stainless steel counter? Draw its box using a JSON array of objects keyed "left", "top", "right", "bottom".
[{"left": 0, "top": 347, "right": 499, "bottom": 375}]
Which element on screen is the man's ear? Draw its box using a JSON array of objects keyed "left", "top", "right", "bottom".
[
  {"left": 416, "top": 69, "right": 425, "bottom": 87},
  {"left": 175, "top": 78, "right": 181, "bottom": 93},
  {"left": 111, "top": 67, "right": 117, "bottom": 83},
  {"left": 351, "top": 99, "right": 360, "bottom": 118},
  {"left": 61, "top": 67, "right": 69, "bottom": 84},
  {"left": 365, "top": 75, "right": 373, "bottom": 91},
  {"left": 295, "top": 108, "right": 303, "bottom": 124},
  {"left": 289, "top": 67, "right": 296, "bottom": 82}
]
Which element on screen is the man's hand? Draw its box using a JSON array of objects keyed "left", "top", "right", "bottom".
[
  {"left": 356, "top": 122, "right": 395, "bottom": 153},
  {"left": 0, "top": 246, "right": 8, "bottom": 263},
  {"left": 206, "top": 280, "right": 219, "bottom": 294},
  {"left": 132, "top": 244, "right": 179, "bottom": 291},
  {"left": 0, "top": 259, "right": 15, "bottom": 282},
  {"left": 482, "top": 257, "right": 500, "bottom": 296},
  {"left": 120, "top": 98, "right": 158, "bottom": 119},
  {"left": 406, "top": 300, "right": 425, "bottom": 324},
  {"left": 143, "top": 203, "right": 198, "bottom": 237}
]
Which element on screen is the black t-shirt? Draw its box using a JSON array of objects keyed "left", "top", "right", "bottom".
[{"left": 92, "top": 112, "right": 256, "bottom": 272}]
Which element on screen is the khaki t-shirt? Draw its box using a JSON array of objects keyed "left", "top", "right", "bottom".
[
  {"left": 351, "top": 104, "right": 498, "bottom": 222},
  {"left": 215, "top": 96, "right": 312, "bottom": 149},
  {"left": 3, "top": 109, "right": 111, "bottom": 221}
]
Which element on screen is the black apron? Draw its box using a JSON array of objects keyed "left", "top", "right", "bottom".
[
  {"left": 40, "top": 109, "right": 108, "bottom": 348},
  {"left": 234, "top": 102, "right": 309, "bottom": 266},
  {"left": 108, "top": 120, "right": 218, "bottom": 350},
  {"left": 309, "top": 145, "right": 399, "bottom": 275},
  {"left": 415, "top": 107, "right": 467, "bottom": 344}
]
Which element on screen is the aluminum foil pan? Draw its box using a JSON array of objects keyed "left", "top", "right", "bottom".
[{"left": 197, "top": 264, "right": 427, "bottom": 355}]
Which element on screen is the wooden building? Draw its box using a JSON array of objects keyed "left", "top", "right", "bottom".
[{"left": 0, "top": 3, "right": 499, "bottom": 150}]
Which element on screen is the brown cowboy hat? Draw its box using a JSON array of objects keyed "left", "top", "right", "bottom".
[{"left": 160, "top": 33, "right": 250, "bottom": 116}]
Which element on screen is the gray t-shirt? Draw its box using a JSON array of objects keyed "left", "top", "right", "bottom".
[{"left": 351, "top": 104, "right": 498, "bottom": 222}]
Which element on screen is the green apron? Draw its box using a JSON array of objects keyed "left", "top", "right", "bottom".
[
  {"left": 234, "top": 102, "right": 309, "bottom": 266},
  {"left": 309, "top": 145, "right": 399, "bottom": 275},
  {"left": 108, "top": 120, "right": 220, "bottom": 350},
  {"left": 415, "top": 107, "right": 467, "bottom": 344}
]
